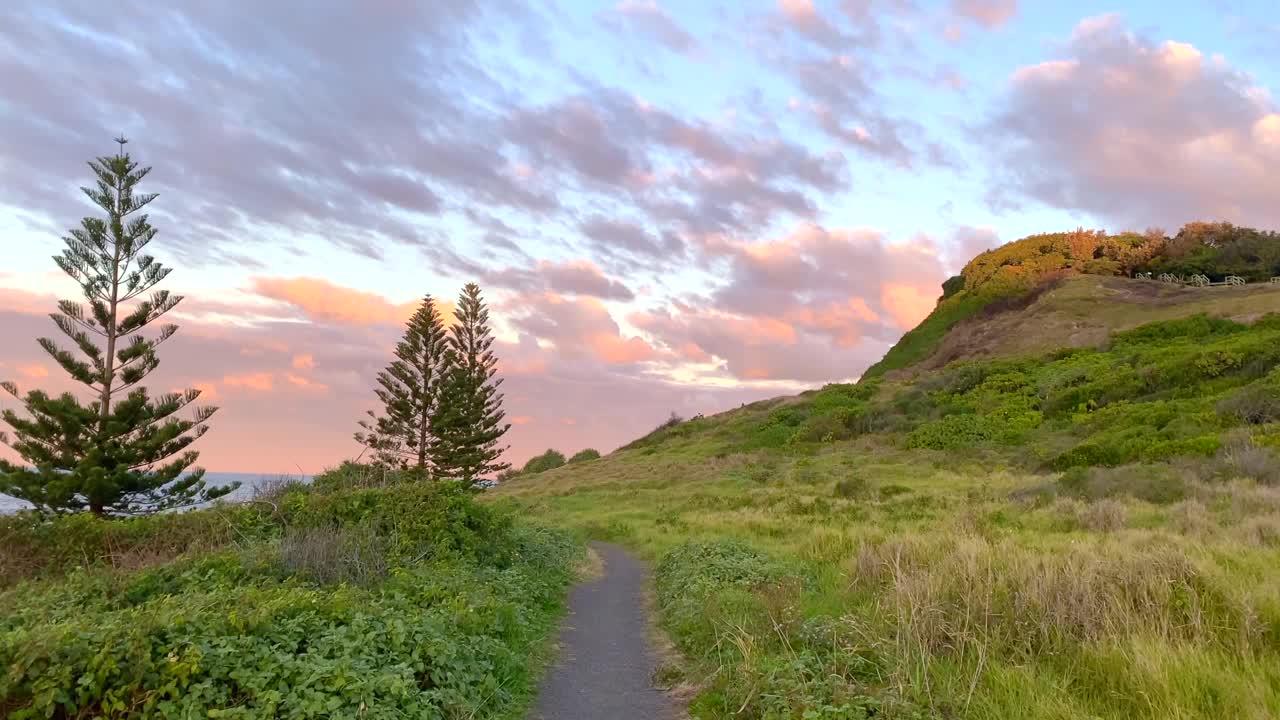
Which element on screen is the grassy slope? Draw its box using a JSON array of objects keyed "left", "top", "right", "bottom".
[{"left": 494, "top": 279, "right": 1280, "bottom": 720}]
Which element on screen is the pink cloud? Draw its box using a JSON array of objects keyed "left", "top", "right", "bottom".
[
  {"left": 950, "top": 0, "right": 1017, "bottom": 29},
  {"left": 0, "top": 287, "right": 59, "bottom": 317},
  {"left": 988, "top": 15, "right": 1280, "bottom": 229},
  {"left": 191, "top": 381, "right": 220, "bottom": 401},
  {"left": 292, "top": 354, "right": 316, "bottom": 370},
  {"left": 881, "top": 283, "right": 939, "bottom": 329},
  {"left": 489, "top": 258, "right": 635, "bottom": 301},
  {"left": 507, "top": 293, "right": 660, "bottom": 366},
  {"left": 630, "top": 222, "right": 948, "bottom": 381},
  {"left": 615, "top": 0, "right": 697, "bottom": 53},
  {"left": 590, "top": 334, "right": 658, "bottom": 364},
  {"left": 16, "top": 364, "right": 48, "bottom": 379},
  {"left": 223, "top": 372, "right": 275, "bottom": 392},
  {"left": 285, "top": 372, "right": 328, "bottom": 392},
  {"left": 776, "top": 0, "right": 845, "bottom": 50},
  {"left": 250, "top": 277, "right": 418, "bottom": 326}
]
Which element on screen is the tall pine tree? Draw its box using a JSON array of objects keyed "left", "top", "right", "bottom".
[
  {"left": 431, "top": 283, "right": 510, "bottom": 484},
  {"left": 0, "top": 138, "right": 231, "bottom": 516},
  {"left": 355, "top": 295, "right": 450, "bottom": 477}
]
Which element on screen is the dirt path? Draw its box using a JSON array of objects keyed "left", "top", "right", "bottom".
[{"left": 529, "top": 542, "right": 679, "bottom": 720}]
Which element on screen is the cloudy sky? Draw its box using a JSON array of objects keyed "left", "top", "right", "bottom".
[{"left": 2, "top": 0, "right": 1278, "bottom": 473}]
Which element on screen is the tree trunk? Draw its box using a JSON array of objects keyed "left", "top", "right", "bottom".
[{"left": 99, "top": 173, "right": 124, "bottom": 431}]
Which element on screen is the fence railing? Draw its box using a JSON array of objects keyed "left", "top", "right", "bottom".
[{"left": 1152, "top": 273, "right": 1270, "bottom": 287}]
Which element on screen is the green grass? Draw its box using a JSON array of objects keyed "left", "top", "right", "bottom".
[{"left": 495, "top": 312, "right": 1280, "bottom": 719}]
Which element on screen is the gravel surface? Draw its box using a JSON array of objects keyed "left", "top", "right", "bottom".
[{"left": 529, "top": 542, "right": 679, "bottom": 720}]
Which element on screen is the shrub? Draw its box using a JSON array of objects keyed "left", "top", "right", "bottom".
[
  {"left": 568, "top": 448, "right": 601, "bottom": 463},
  {"left": 617, "top": 411, "right": 698, "bottom": 451},
  {"left": 522, "top": 449, "right": 567, "bottom": 474},
  {"left": 0, "top": 504, "right": 278, "bottom": 588},
  {"left": 0, "top": 524, "right": 580, "bottom": 719},
  {"left": 833, "top": 476, "right": 871, "bottom": 499},
  {"left": 1216, "top": 434, "right": 1280, "bottom": 485},
  {"left": 1168, "top": 498, "right": 1211, "bottom": 535},
  {"left": 282, "top": 481, "right": 513, "bottom": 565},
  {"left": 1076, "top": 499, "right": 1129, "bottom": 532},
  {"left": 279, "top": 524, "right": 388, "bottom": 587},
  {"left": 1217, "top": 386, "right": 1280, "bottom": 425},
  {"left": 941, "top": 274, "right": 965, "bottom": 299},
  {"left": 1235, "top": 515, "right": 1280, "bottom": 547},
  {"left": 655, "top": 540, "right": 782, "bottom": 658},
  {"left": 791, "top": 412, "right": 850, "bottom": 443},
  {"left": 1057, "top": 464, "right": 1190, "bottom": 504},
  {"left": 906, "top": 413, "right": 999, "bottom": 450},
  {"left": 1112, "top": 315, "right": 1245, "bottom": 346}
]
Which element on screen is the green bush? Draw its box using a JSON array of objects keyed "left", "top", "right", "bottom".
[
  {"left": 833, "top": 477, "right": 871, "bottom": 499},
  {"left": 906, "top": 414, "right": 1000, "bottom": 450},
  {"left": 792, "top": 413, "right": 851, "bottom": 443},
  {"left": 282, "top": 481, "right": 512, "bottom": 566},
  {"left": 522, "top": 449, "right": 567, "bottom": 474},
  {"left": 1112, "top": 315, "right": 1245, "bottom": 346},
  {"left": 0, "top": 525, "right": 579, "bottom": 719},
  {"left": 1057, "top": 464, "right": 1191, "bottom": 504},
  {"left": 0, "top": 504, "right": 279, "bottom": 588},
  {"left": 656, "top": 540, "right": 782, "bottom": 657},
  {"left": 568, "top": 448, "right": 601, "bottom": 463}
]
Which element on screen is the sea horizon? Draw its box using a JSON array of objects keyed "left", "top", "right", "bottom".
[{"left": 0, "top": 471, "right": 313, "bottom": 514}]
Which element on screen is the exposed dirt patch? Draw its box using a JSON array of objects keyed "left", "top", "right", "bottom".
[{"left": 900, "top": 276, "right": 1280, "bottom": 376}]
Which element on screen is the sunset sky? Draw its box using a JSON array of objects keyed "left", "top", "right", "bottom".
[{"left": 2, "top": 1, "right": 1279, "bottom": 473}]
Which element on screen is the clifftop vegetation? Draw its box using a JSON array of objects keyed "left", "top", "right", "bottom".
[{"left": 867, "top": 222, "right": 1280, "bottom": 378}]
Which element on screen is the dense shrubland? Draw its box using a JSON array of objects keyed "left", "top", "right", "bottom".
[{"left": 0, "top": 468, "right": 579, "bottom": 718}]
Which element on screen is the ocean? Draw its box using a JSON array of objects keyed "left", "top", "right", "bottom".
[{"left": 0, "top": 472, "right": 311, "bottom": 514}]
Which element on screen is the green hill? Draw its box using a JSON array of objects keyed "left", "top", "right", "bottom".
[{"left": 496, "top": 223, "right": 1280, "bottom": 720}]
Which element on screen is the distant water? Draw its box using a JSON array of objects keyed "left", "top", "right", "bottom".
[{"left": 0, "top": 472, "right": 312, "bottom": 515}]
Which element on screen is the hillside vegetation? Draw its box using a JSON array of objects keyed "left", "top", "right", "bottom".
[
  {"left": 866, "top": 222, "right": 1280, "bottom": 377},
  {"left": 1, "top": 470, "right": 580, "bottom": 718},
  {"left": 495, "top": 223, "right": 1280, "bottom": 720}
]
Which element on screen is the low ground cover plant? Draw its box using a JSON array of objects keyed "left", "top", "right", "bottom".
[{"left": 0, "top": 469, "right": 580, "bottom": 719}]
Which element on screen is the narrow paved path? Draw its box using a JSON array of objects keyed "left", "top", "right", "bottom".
[{"left": 529, "top": 542, "right": 679, "bottom": 720}]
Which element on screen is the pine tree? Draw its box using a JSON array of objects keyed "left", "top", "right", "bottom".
[
  {"left": 0, "top": 138, "right": 231, "bottom": 516},
  {"left": 431, "top": 283, "right": 510, "bottom": 484},
  {"left": 355, "top": 295, "right": 450, "bottom": 477}
]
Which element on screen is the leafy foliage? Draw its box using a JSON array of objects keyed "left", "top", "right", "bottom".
[
  {"left": 522, "top": 449, "right": 567, "bottom": 474},
  {"left": 568, "top": 448, "right": 601, "bottom": 463},
  {"left": 0, "top": 479, "right": 579, "bottom": 719},
  {"left": 0, "top": 139, "right": 229, "bottom": 515},
  {"left": 1145, "top": 222, "right": 1280, "bottom": 281}
]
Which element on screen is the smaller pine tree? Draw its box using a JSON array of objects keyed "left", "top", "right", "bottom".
[
  {"left": 431, "top": 283, "right": 511, "bottom": 484},
  {"left": 355, "top": 295, "right": 450, "bottom": 478}
]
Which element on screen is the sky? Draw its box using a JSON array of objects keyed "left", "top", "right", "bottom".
[{"left": 1, "top": 0, "right": 1278, "bottom": 474}]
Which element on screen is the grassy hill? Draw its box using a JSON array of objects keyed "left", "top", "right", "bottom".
[{"left": 494, "top": 226, "right": 1280, "bottom": 719}]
